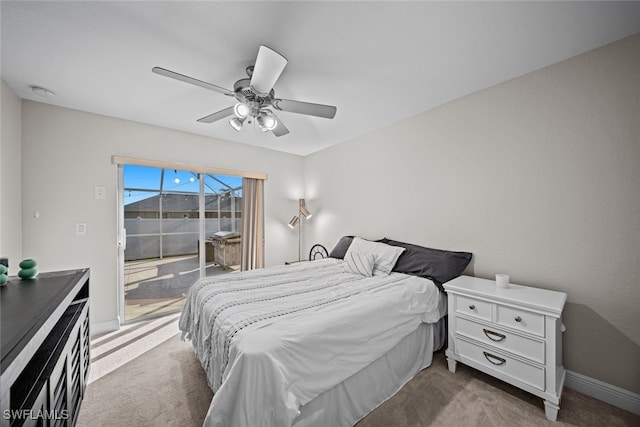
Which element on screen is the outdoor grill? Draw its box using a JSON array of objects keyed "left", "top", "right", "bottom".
[{"left": 210, "top": 231, "right": 241, "bottom": 269}]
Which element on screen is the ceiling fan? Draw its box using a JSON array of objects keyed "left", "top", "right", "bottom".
[{"left": 152, "top": 46, "right": 337, "bottom": 137}]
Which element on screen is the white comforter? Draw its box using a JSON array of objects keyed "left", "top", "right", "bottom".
[{"left": 179, "top": 258, "right": 443, "bottom": 427}]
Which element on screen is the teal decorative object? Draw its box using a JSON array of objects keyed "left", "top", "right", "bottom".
[
  {"left": 18, "top": 267, "right": 38, "bottom": 280},
  {"left": 17, "top": 259, "right": 38, "bottom": 279},
  {"left": 19, "top": 259, "right": 37, "bottom": 269},
  {"left": 0, "top": 264, "right": 7, "bottom": 285}
]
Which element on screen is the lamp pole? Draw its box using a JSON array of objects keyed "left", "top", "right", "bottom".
[
  {"left": 288, "top": 199, "right": 311, "bottom": 263},
  {"left": 297, "top": 198, "right": 303, "bottom": 262},
  {"left": 298, "top": 217, "right": 302, "bottom": 262}
]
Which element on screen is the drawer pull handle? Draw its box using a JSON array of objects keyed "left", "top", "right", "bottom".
[
  {"left": 468, "top": 305, "right": 476, "bottom": 310},
  {"left": 483, "top": 352, "right": 506, "bottom": 366},
  {"left": 515, "top": 316, "right": 522, "bottom": 323},
  {"left": 483, "top": 329, "right": 506, "bottom": 342}
]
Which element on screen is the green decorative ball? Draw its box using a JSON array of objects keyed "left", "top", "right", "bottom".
[
  {"left": 0, "top": 274, "right": 7, "bottom": 285},
  {"left": 18, "top": 268, "right": 38, "bottom": 279},
  {"left": 0, "top": 265, "right": 7, "bottom": 275},
  {"left": 19, "top": 259, "right": 37, "bottom": 269}
]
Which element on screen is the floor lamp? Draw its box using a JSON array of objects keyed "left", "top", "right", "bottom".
[{"left": 288, "top": 199, "right": 312, "bottom": 262}]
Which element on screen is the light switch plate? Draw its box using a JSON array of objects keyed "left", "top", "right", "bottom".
[
  {"left": 76, "top": 223, "right": 87, "bottom": 236},
  {"left": 95, "top": 186, "right": 106, "bottom": 200}
]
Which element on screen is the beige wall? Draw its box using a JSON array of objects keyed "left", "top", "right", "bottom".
[
  {"left": 304, "top": 34, "right": 640, "bottom": 393},
  {"left": 19, "top": 101, "right": 304, "bottom": 328},
  {"left": 0, "top": 79, "right": 23, "bottom": 266}
]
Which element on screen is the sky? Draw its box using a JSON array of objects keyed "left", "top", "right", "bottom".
[{"left": 123, "top": 165, "right": 243, "bottom": 205}]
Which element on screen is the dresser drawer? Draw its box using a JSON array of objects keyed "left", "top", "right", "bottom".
[
  {"left": 496, "top": 305, "right": 545, "bottom": 337},
  {"left": 455, "top": 317, "right": 545, "bottom": 364},
  {"left": 455, "top": 295, "right": 491, "bottom": 321},
  {"left": 456, "top": 338, "right": 545, "bottom": 391}
]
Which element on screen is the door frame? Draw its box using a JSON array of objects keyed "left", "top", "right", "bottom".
[{"left": 113, "top": 156, "right": 264, "bottom": 325}]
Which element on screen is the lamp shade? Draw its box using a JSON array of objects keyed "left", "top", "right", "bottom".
[
  {"left": 262, "top": 112, "right": 277, "bottom": 130},
  {"left": 257, "top": 112, "right": 278, "bottom": 132},
  {"left": 299, "top": 199, "right": 312, "bottom": 219},
  {"left": 288, "top": 216, "right": 299, "bottom": 228},
  {"left": 234, "top": 102, "right": 250, "bottom": 118},
  {"left": 229, "top": 117, "right": 244, "bottom": 131},
  {"left": 300, "top": 205, "right": 311, "bottom": 219}
]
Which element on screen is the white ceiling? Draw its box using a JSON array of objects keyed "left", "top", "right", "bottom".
[{"left": 2, "top": 1, "right": 640, "bottom": 156}]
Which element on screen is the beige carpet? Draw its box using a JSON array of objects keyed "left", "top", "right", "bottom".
[{"left": 77, "top": 334, "right": 639, "bottom": 427}]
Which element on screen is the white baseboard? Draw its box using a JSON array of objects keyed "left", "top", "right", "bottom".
[
  {"left": 91, "top": 318, "right": 120, "bottom": 337},
  {"left": 565, "top": 370, "right": 640, "bottom": 415}
]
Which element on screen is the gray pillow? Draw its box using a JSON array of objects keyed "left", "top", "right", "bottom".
[
  {"left": 377, "top": 238, "right": 472, "bottom": 290},
  {"left": 328, "top": 236, "right": 354, "bottom": 259}
]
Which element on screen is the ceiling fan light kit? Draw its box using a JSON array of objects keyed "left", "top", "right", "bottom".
[
  {"left": 229, "top": 117, "right": 244, "bottom": 131},
  {"left": 153, "top": 45, "right": 337, "bottom": 138},
  {"left": 233, "top": 102, "right": 250, "bottom": 119}
]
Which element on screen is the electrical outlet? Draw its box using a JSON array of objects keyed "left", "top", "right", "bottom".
[{"left": 76, "top": 223, "right": 87, "bottom": 236}]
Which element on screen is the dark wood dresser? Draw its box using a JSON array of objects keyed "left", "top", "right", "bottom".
[{"left": 1, "top": 269, "right": 90, "bottom": 427}]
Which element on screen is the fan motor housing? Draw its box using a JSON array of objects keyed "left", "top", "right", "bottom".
[{"left": 233, "top": 78, "right": 275, "bottom": 107}]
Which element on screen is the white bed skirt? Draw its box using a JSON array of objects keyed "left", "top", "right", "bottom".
[{"left": 293, "top": 318, "right": 446, "bottom": 427}]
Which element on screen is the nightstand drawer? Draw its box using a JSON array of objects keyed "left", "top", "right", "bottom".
[
  {"left": 456, "top": 338, "right": 545, "bottom": 391},
  {"left": 456, "top": 317, "right": 545, "bottom": 363},
  {"left": 455, "top": 295, "right": 491, "bottom": 321},
  {"left": 496, "top": 305, "right": 544, "bottom": 337}
]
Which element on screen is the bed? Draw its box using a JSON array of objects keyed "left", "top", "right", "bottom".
[{"left": 179, "top": 236, "right": 472, "bottom": 427}]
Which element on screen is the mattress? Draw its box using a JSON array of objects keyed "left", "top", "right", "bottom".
[{"left": 179, "top": 258, "right": 446, "bottom": 427}]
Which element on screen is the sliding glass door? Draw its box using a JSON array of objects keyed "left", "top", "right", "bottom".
[{"left": 119, "top": 164, "right": 242, "bottom": 323}]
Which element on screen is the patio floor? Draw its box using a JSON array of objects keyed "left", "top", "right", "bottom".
[{"left": 124, "top": 255, "right": 239, "bottom": 322}]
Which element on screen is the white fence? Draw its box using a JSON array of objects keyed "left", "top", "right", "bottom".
[{"left": 124, "top": 218, "right": 241, "bottom": 261}]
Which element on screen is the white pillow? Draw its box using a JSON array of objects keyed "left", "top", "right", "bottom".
[
  {"left": 343, "top": 251, "right": 375, "bottom": 277},
  {"left": 345, "top": 237, "right": 405, "bottom": 276}
]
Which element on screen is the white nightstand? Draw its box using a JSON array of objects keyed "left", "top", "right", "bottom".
[{"left": 444, "top": 275, "right": 567, "bottom": 421}]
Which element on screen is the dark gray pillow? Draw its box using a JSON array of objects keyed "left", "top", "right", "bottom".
[
  {"left": 378, "top": 238, "right": 472, "bottom": 291},
  {"left": 328, "top": 236, "right": 354, "bottom": 259}
]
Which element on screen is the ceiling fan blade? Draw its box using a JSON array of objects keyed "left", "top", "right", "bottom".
[
  {"left": 250, "top": 46, "right": 288, "bottom": 95},
  {"left": 197, "top": 106, "right": 235, "bottom": 123},
  {"left": 271, "top": 112, "right": 290, "bottom": 137},
  {"left": 153, "top": 67, "right": 233, "bottom": 96},
  {"left": 273, "top": 99, "right": 337, "bottom": 119}
]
